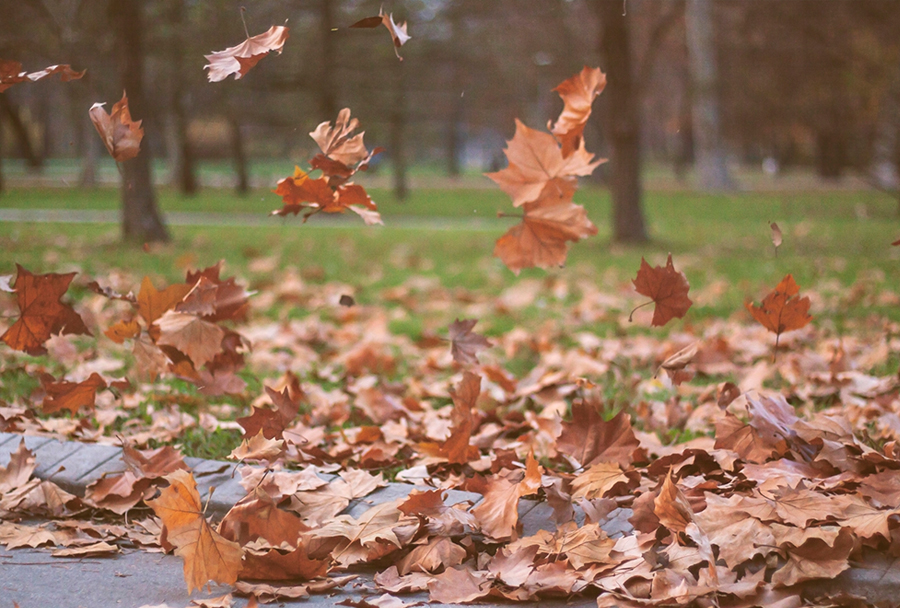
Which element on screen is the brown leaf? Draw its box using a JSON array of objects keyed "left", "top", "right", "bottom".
[
  {"left": 240, "top": 544, "right": 329, "bottom": 582},
  {"left": 204, "top": 25, "right": 289, "bottom": 82},
  {"left": 104, "top": 319, "right": 141, "bottom": 344},
  {"left": 52, "top": 541, "right": 120, "bottom": 557},
  {"left": 494, "top": 179, "right": 597, "bottom": 274},
  {"left": 427, "top": 567, "right": 491, "bottom": 604},
  {"left": 471, "top": 454, "right": 543, "bottom": 541},
  {"left": 395, "top": 537, "right": 466, "bottom": 575},
  {"left": 1, "top": 264, "right": 90, "bottom": 355},
  {"left": 448, "top": 319, "right": 491, "bottom": 366},
  {"left": 549, "top": 66, "right": 606, "bottom": 157},
  {"left": 438, "top": 371, "right": 481, "bottom": 464},
  {"left": 89, "top": 92, "right": 144, "bottom": 162},
  {"left": 122, "top": 442, "right": 187, "bottom": 479},
  {"left": 147, "top": 470, "right": 243, "bottom": 593},
  {"left": 487, "top": 120, "right": 602, "bottom": 207},
  {"left": 309, "top": 108, "right": 370, "bottom": 168},
  {"left": 233, "top": 581, "right": 309, "bottom": 602},
  {"left": 0, "top": 59, "right": 84, "bottom": 93},
  {"left": 571, "top": 462, "right": 635, "bottom": 500},
  {"left": 631, "top": 254, "right": 692, "bottom": 327},
  {"left": 137, "top": 276, "right": 192, "bottom": 326},
  {"left": 746, "top": 274, "right": 812, "bottom": 352},
  {"left": 84, "top": 472, "right": 153, "bottom": 515},
  {"left": 155, "top": 311, "right": 225, "bottom": 369},
  {"left": 220, "top": 487, "right": 311, "bottom": 547},
  {"left": 349, "top": 9, "right": 411, "bottom": 61},
  {"left": 0, "top": 440, "right": 35, "bottom": 493},
  {"left": 653, "top": 472, "right": 695, "bottom": 534},
  {"left": 41, "top": 372, "right": 107, "bottom": 415},
  {"left": 229, "top": 430, "right": 285, "bottom": 463},
  {"left": 556, "top": 404, "right": 641, "bottom": 468}
]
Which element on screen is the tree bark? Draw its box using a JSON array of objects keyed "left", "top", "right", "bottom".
[
  {"left": 685, "top": 0, "right": 733, "bottom": 190},
  {"left": 0, "top": 112, "right": 4, "bottom": 194},
  {"left": 319, "top": 0, "right": 339, "bottom": 119},
  {"left": 0, "top": 96, "right": 43, "bottom": 171},
  {"left": 391, "top": 60, "right": 409, "bottom": 201},
  {"left": 230, "top": 116, "right": 249, "bottom": 196},
  {"left": 596, "top": 0, "right": 647, "bottom": 243},
  {"left": 112, "top": 0, "right": 169, "bottom": 243},
  {"left": 871, "top": 57, "right": 900, "bottom": 190},
  {"left": 166, "top": 0, "right": 197, "bottom": 195}
]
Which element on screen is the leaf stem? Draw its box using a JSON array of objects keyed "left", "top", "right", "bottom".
[
  {"left": 496, "top": 211, "right": 523, "bottom": 220},
  {"left": 240, "top": 6, "right": 250, "bottom": 38},
  {"left": 628, "top": 300, "right": 653, "bottom": 322}
]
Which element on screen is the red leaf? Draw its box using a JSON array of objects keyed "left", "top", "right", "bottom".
[{"left": 631, "top": 253, "right": 692, "bottom": 326}]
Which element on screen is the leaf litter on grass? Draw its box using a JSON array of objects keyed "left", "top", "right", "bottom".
[{"left": 2, "top": 254, "right": 900, "bottom": 606}]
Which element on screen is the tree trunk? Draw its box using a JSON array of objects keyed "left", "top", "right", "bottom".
[
  {"left": 230, "top": 116, "right": 249, "bottom": 195},
  {"left": 318, "top": 0, "right": 339, "bottom": 119},
  {"left": 391, "top": 61, "right": 409, "bottom": 201},
  {"left": 685, "top": 0, "right": 733, "bottom": 190},
  {"left": 166, "top": 0, "right": 197, "bottom": 195},
  {"left": 0, "top": 96, "right": 42, "bottom": 171},
  {"left": 112, "top": 0, "right": 169, "bottom": 243},
  {"left": 871, "top": 58, "right": 900, "bottom": 190},
  {"left": 596, "top": 0, "right": 647, "bottom": 243},
  {"left": 0, "top": 113, "right": 4, "bottom": 194}
]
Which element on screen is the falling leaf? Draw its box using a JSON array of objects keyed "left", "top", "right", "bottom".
[
  {"left": 494, "top": 180, "right": 597, "bottom": 274},
  {"left": 630, "top": 254, "right": 692, "bottom": 327},
  {"left": 350, "top": 8, "right": 411, "bottom": 61},
  {"left": 1, "top": 264, "right": 90, "bottom": 355},
  {"left": 770, "top": 222, "right": 783, "bottom": 255},
  {"left": 0, "top": 59, "right": 84, "bottom": 93},
  {"left": 204, "top": 24, "right": 289, "bottom": 82},
  {"left": 105, "top": 319, "right": 141, "bottom": 344},
  {"left": 339, "top": 294, "right": 355, "bottom": 307},
  {"left": 137, "top": 277, "right": 192, "bottom": 326},
  {"left": 155, "top": 311, "right": 225, "bottom": 369},
  {"left": 487, "top": 120, "right": 602, "bottom": 208},
  {"left": 89, "top": 92, "right": 144, "bottom": 162},
  {"left": 448, "top": 318, "right": 491, "bottom": 365},
  {"left": 148, "top": 470, "right": 243, "bottom": 593},
  {"left": 438, "top": 371, "right": 480, "bottom": 464},
  {"left": 549, "top": 66, "right": 606, "bottom": 158},
  {"left": 746, "top": 274, "right": 812, "bottom": 353},
  {"left": 41, "top": 372, "right": 107, "bottom": 415},
  {"left": 309, "top": 108, "right": 371, "bottom": 168}
]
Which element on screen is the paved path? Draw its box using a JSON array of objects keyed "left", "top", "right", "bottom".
[
  {"left": 0, "top": 432, "right": 600, "bottom": 608},
  {"left": 0, "top": 208, "right": 508, "bottom": 231}
]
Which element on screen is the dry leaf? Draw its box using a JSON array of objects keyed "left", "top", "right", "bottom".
[
  {"left": 205, "top": 25, "right": 289, "bottom": 82},
  {"left": 89, "top": 92, "right": 144, "bottom": 162}
]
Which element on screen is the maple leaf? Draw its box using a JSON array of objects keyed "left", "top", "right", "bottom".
[
  {"left": 183, "top": 262, "right": 251, "bottom": 323},
  {"left": 89, "top": 92, "right": 144, "bottom": 162},
  {"left": 487, "top": 120, "right": 602, "bottom": 207},
  {"left": 41, "top": 372, "right": 107, "bottom": 415},
  {"left": 549, "top": 66, "right": 606, "bottom": 158},
  {"left": 240, "top": 544, "right": 330, "bottom": 581},
  {"left": 654, "top": 472, "right": 695, "bottom": 534},
  {"left": 630, "top": 254, "right": 692, "bottom": 327},
  {"left": 1, "top": 264, "right": 90, "bottom": 355},
  {"left": 310, "top": 108, "right": 371, "bottom": 168},
  {"left": 147, "top": 469, "right": 243, "bottom": 593},
  {"left": 494, "top": 179, "right": 597, "bottom": 274},
  {"left": 104, "top": 319, "right": 141, "bottom": 344},
  {"left": 0, "top": 440, "right": 35, "bottom": 494},
  {"left": 746, "top": 274, "right": 811, "bottom": 354},
  {"left": 122, "top": 442, "right": 188, "bottom": 479},
  {"left": 155, "top": 311, "right": 225, "bottom": 369},
  {"left": 219, "top": 487, "right": 310, "bottom": 547},
  {"left": 0, "top": 59, "right": 84, "bottom": 93},
  {"left": 350, "top": 8, "right": 411, "bottom": 61},
  {"left": 204, "top": 24, "right": 289, "bottom": 82},
  {"left": 137, "top": 276, "right": 192, "bottom": 326},
  {"left": 571, "top": 462, "right": 636, "bottom": 500},
  {"left": 556, "top": 403, "right": 641, "bottom": 468},
  {"left": 427, "top": 567, "right": 491, "bottom": 604},
  {"left": 447, "top": 318, "right": 491, "bottom": 366},
  {"left": 396, "top": 537, "right": 466, "bottom": 575},
  {"left": 437, "top": 371, "right": 481, "bottom": 464},
  {"left": 471, "top": 453, "right": 542, "bottom": 541},
  {"left": 228, "top": 430, "right": 285, "bottom": 463}
]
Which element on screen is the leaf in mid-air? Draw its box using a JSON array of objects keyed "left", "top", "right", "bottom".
[
  {"left": 89, "top": 93, "right": 144, "bottom": 162},
  {"left": 204, "top": 24, "right": 289, "bottom": 82},
  {"left": 630, "top": 254, "right": 692, "bottom": 327}
]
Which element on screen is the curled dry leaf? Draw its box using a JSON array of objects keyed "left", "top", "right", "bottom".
[
  {"left": 1, "top": 264, "right": 90, "bottom": 355},
  {"left": 770, "top": 221, "right": 783, "bottom": 255},
  {"left": 204, "top": 24, "right": 289, "bottom": 82},
  {"left": 228, "top": 430, "right": 285, "bottom": 463},
  {"left": 89, "top": 92, "right": 144, "bottom": 162},
  {"left": 448, "top": 318, "right": 491, "bottom": 366},
  {"left": 350, "top": 8, "right": 411, "bottom": 61},
  {"left": 0, "top": 59, "right": 84, "bottom": 93},
  {"left": 147, "top": 469, "right": 243, "bottom": 593},
  {"left": 549, "top": 66, "right": 606, "bottom": 158},
  {"left": 630, "top": 253, "right": 692, "bottom": 327}
]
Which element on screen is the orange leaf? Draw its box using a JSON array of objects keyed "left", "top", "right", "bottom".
[
  {"left": 89, "top": 92, "right": 144, "bottom": 162},
  {"left": 493, "top": 180, "right": 597, "bottom": 274},
  {"left": 653, "top": 471, "right": 695, "bottom": 534},
  {"left": 1, "top": 264, "right": 90, "bottom": 355},
  {"left": 631, "top": 254, "right": 692, "bottom": 327},
  {"left": 136, "top": 276, "right": 192, "bottom": 326},
  {"left": 556, "top": 404, "right": 641, "bottom": 469},
  {"left": 746, "top": 274, "right": 811, "bottom": 351},
  {"left": 0, "top": 59, "right": 84, "bottom": 93},
  {"left": 309, "top": 108, "right": 370, "bottom": 168},
  {"left": 204, "top": 25, "right": 289, "bottom": 82},
  {"left": 147, "top": 470, "right": 243, "bottom": 593},
  {"left": 549, "top": 66, "right": 606, "bottom": 158},
  {"left": 41, "top": 372, "right": 107, "bottom": 415},
  {"left": 104, "top": 319, "right": 141, "bottom": 344},
  {"left": 439, "top": 372, "right": 481, "bottom": 464},
  {"left": 487, "top": 120, "right": 601, "bottom": 207}
]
